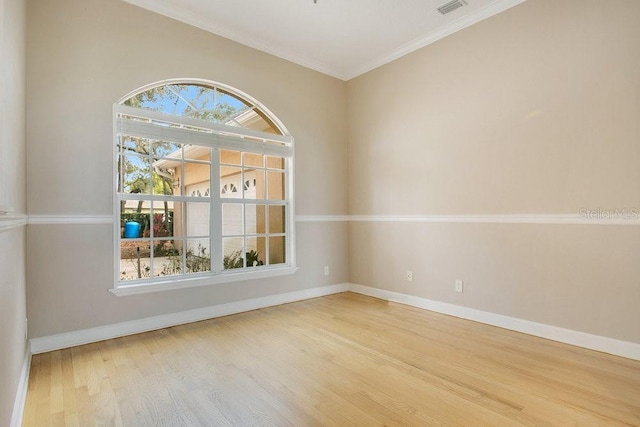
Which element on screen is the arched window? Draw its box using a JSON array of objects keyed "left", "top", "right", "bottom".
[{"left": 113, "top": 80, "right": 295, "bottom": 294}]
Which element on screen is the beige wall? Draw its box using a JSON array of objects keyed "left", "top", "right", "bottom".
[
  {"left": 347, "top": 0, "right": 640, "bottom": 342},
  {"left": 24, "top": 0, "right": 640, "bottom": 353},
  {"left": 0, "top": 0, "right": 27, "bottom": 424},
  {"left": 26, "top": 0, "right": 348, "bottom": 337}
]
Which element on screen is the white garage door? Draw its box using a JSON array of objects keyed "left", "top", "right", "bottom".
[{"left": 185, "top": 182, "right": 211, "bottom": 254}]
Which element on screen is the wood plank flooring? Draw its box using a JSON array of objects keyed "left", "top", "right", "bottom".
[{"left": 23, "top": 292, "right": 640, "bottom": 426}]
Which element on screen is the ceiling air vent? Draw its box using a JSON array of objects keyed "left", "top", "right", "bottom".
[{"left": 437, "top": 0, "right": 467, "bottom": 15}]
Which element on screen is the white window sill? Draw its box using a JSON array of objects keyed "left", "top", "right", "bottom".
[{"left": 110, "top": 265, "right": 299, "bottom": 296}]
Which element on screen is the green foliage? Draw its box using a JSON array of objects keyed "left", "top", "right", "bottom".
[
  {"left": 120, "top": 212, "right": 174, "bottom": 237},
  {"left": 159, "top": 244, "right": 211, "bottom": 275},
  {"left": 223, "top": 249, "right": 263, "bottom": 270},
  {"left": 186, "top": 244, "right": 210, "bottom": 273},
  {"left": 120, "top": 212, "right": 150, "bottom": 236},
  {"left": 123, "top": 84, "right": 243, "bottom": 124},
  {"left": 246, "top": 250, "right": 263, "bottom": 267},
  {"left": 119, "top": 242, "right": 210, "bottom": 281},
  {"left": 223, "top": 250, "right": 243, "bottom": 270},
  {"left": 154, "top": 240, "right": 179, "bottom": 257}
]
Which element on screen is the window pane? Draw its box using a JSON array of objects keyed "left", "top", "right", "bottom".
[
  {"left": 269, "top": 205, "right": 285, "bottom": 234},
  {"left": 152, "top": 167, "right": 177, "bottom": 196},
  {"left": 153, "top": 239, "right": 180, "bottom": 258},
  {"left": 120, "top": 205, "right": 150, "bottom": 238},
  {"left": 119, "top": 239, "right": 151, "bottom": 281},
  {"left": 155, "top": 248, "right": 183, "bottom": 278},
  {"left": 266, "top": 156, "right": 284, "bottom": 170},
  {"left": 183, "top": 162, "right": 211, "bottom": 197},
  {"left": 120, "top": 136, "right": 149, "bottom": 156},
  {"left": 222, "top": 204, "right": 243, "bottom": 235},
  {"left": 185, "top": 202, "right": 209, "bottom": 237},
  {"left": 187, "top": 239, "right": 211, "bottom": 274},
  {"left": 121, "top": 156, "right": 151, "bottom": 195},
  {"left": 220, "top": 149, "right": 241, "bottom": 165},
  {"left": 246, "top": 237, "right": 266, "bottom": 267},
  {"left": 223, "top": 238, "right": 244, "bottom": 270},
  {"left": 245, "top": 204, "right": 266, "bottom": 234},
  {"left": 184, "top": 146, "right": 211, "bottom": 162},
  {"left": 220, "top": 166, "right": 242, "bottom": 199},
  {"left": 267, "top": 171, "right": 285, "bottom": 200},
  {"left": 269, "top": 236, "right": 286, "bottom": 265},
  {"left": 152, "top": 140, "right": 181, "bottom": 158},
  {"left": 244, "top": 169, "right": 265, "bottom": 200},
  {"left": 244, "top": 153, "right": 263, "bottom": 168},
  {"left": 121, "top": 84, "right": 284, "bottom": 132},
  {"left": 152, "top": 201, "right": 175, "bottom": 238}
]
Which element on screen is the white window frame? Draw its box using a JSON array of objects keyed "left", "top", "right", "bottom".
[{"left": 110, "top": 81, "right": 296, "bottom": 296}]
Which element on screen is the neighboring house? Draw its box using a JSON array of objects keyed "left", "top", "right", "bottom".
[{"left": 149, "top": 109, "right": 286, "bottom": 267}]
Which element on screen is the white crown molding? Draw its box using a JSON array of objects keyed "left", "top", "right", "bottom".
[
  {"left": 28, "top": 215, "right": 113, "bottom": 225},
  {"left": 348, "top": 284, "right": 640, "bottom": 361},
  {"left": 9, "top": 348, "right": 31, "bottom": 427},
  {"left": 30, "top": 283, "right": 349, "bottom": 354},
  {"left": 346, "top": 0, "right": 527, "bottom": 79},
  {"left": 123, "top": 0, "right": 527, "bottom": 81},
  {"left": 0, "top": 214, "right": 28, "bottom": 232}
]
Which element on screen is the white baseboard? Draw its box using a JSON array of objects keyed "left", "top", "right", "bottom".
[
  {"left": 10, "top": 347, "right": 31, "bottom": 427},
  {"left": 28, "top": 281, "right": 640, "bottom": 361},
  {"left": 30, "top": 283, "right": 349, "bottom": 354},
  {"left": 348, "top": 283, "right": 640, "bottom": 361}
]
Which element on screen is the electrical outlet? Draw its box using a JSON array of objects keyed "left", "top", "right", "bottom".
[
  {"left": 324, "top": 266, "right": 330, "bottom": 276},
  {"left": 455, "top": 280, "right": 463, "bottom": 293},
  {"left": 406, "top": 271, "right": 413, "bottom": 282}
]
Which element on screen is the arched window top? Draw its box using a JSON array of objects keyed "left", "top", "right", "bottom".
[{"left": 119, "top": 80, "right": 287, "bottom": 136}]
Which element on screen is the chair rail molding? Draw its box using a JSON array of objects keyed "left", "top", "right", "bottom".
[{"left": 0, "top": 214, "right": 28, "bottom": 232}]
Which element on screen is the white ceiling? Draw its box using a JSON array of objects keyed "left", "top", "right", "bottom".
[{"left": 124, "top": 0, "right": 526, "bottom": 81}]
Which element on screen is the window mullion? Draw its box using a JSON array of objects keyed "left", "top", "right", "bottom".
[
  {"left": 181, "top": 146, "right": 187, "bottom": 276},
  {"left": 211, "top": 147, "right": 222, "bottom": 273}
]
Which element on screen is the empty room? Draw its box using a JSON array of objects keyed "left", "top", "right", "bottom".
[{"left": 1, "top": 0, "right": 639, "bottom": 425}]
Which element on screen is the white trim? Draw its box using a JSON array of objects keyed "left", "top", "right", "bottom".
[
  {"left": 28, "top": 215, "right": 113, "bottom": 225},
  {"left": 0, "top": 205, "right": 14, "bottom": 214},
  {"left": 295, "top": 215, "right": 350, "bottom": 222},
  {"left": 9, "top": 348, "right": 31, "bottom": 427},
  {"left": 347, "top": 214, "right": 640, "bottom": 225},
  {"left": 348, "top": 284, "right": 640, "bottom": 361},
  {"left": 30, "top": 283, "right": 349, "bottom": 354},
  {"left": 346, "top": 0, "right": 527, "bottom": 79},
  {"left": 298, "top": 214, "right": 640, "bottom": 225},
  {"left": 27, "top": 282, "right": 640, "bottom": 360},
  {"left": 16, "top": 213, "right": 640, "bottom": 226},
  {"left": 0, "top": 214, "right": 28, "bottom": 232},
  {"left": 9, "top": 213, "right": 640, "bottom": 226},
  {"left": 116, "top": 104, "right": 292, "bottom": 146},
  {"left": 110, "top": 266, "right": 300, "bottom": 296}
]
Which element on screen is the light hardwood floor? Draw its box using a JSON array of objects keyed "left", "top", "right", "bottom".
[{"left": 23, "top": 292, "right": 640, "bottom": 426}]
